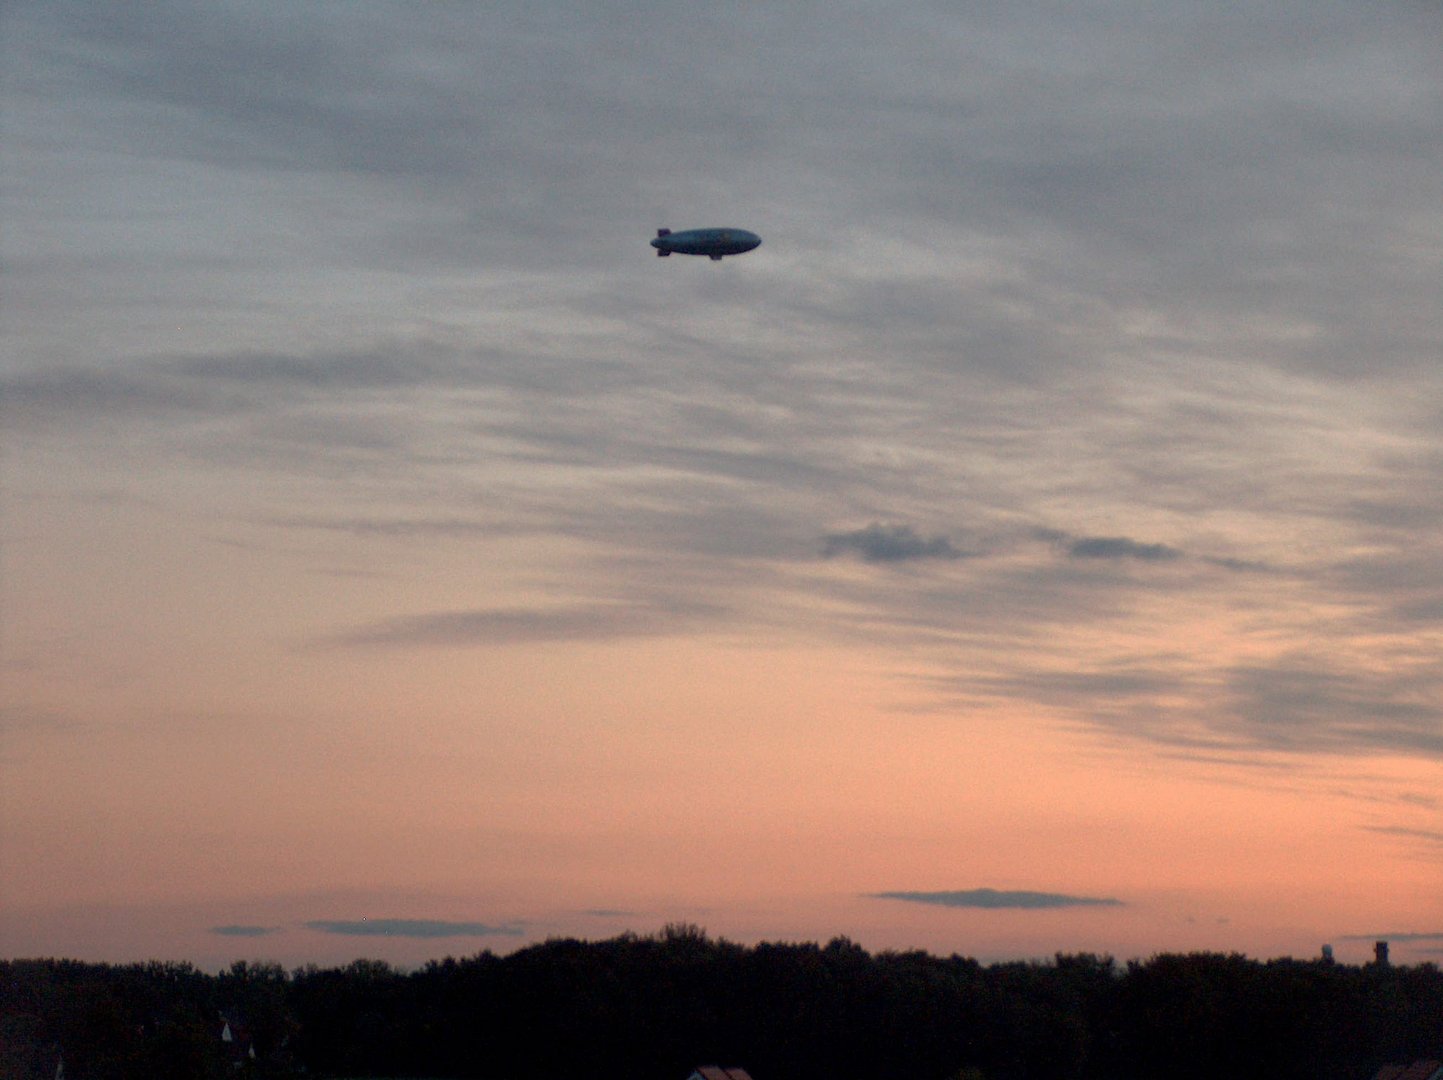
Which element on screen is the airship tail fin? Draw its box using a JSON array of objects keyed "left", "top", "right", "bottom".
[
  {"left": 656, "top": 228, "right": 671, "bottom": 237},
  {"left": 656, "top": 248, "right": 670, "bottom": 256}
]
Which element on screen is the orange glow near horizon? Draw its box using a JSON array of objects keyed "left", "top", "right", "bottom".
[{"left": 4, "top": 602, "right": 1438, "bottom": 968}]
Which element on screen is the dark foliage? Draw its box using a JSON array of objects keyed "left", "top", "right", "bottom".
[{"left": 2, "top": 930, "right": 1439, "bottom": 1080}]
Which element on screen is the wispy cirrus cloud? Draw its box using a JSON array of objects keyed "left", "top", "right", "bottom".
[
  {"left": 1220, "top": 661, "right": 1443, "bottom": 758},
  {"left": 265, "top": 514, "right": 505, "bottom": 539},
  {"left": 871, "top": 889, "right": 1124, "bottom": 910},
  {"left": 1361, "top": 825, "right": 1443, "bottom": 847},
  {"left": 0, "top": 350, "right": 444, "bottom": 427},
  {"left": 326, "top": 598, "right": 726, "bottom": 648},
  {"left": 919, "top": 651, "right": 1443, "bottom": 762}
]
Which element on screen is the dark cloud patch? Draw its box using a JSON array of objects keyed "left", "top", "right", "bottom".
[
  {"left": 211, "top": 925, "right": 281, "bottom": 938},
  {"left": 824, "top": 523, "right": 966, "bottom": 564},
  {"left": 1065, "top": 536, "right": 1183, "bottom": 562},
  {"left": 304, "top": 919, "right": 523, "bottom": 939},
  {"left": 871, "top": 889, "right": 1124, "bottom": 910}
]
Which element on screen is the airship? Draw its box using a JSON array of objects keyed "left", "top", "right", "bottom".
[{"left": 651, "top": 227, "right": 762, "bottom": 260}]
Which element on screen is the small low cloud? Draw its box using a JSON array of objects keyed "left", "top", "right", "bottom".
[
  {"left": 303, "top": 919, "right": 524, "bottom": 939},
  {"left": 871, "top": 888, "right": 1124, "bottom": 910},
  {"left": 1339, "top": 931, "right": 1443, "bottom": 943},
  {"left": 824, "top": 523, "right": 964, "bottom": 563},
  {"left": 211, "top": 925, "right": 282, "bottom": 938}
]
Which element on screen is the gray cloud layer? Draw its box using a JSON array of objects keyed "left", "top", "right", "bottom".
[{"left": 4, "top": 1, "right": 1441, "bottom": 768}]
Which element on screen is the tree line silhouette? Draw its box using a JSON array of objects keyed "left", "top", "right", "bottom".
[{"left": 2, "top": 925, "right": 1439, "bottom": 1079}]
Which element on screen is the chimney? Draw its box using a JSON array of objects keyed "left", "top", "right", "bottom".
[{"left": 1374, "top": 940, "right": 1389, "bottom": 967}]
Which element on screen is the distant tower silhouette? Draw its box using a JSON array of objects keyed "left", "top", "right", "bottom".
[
  {"left": 1375, "top": 940, "right": 1390, "bottom": 967},
  {"left": 1321, "top": 944, "right": 1334, "bottom": 963}
]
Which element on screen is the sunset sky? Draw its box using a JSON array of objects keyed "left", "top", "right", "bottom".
[{"left": 2, "top": 1, "right": 1440, "bottom": 972}]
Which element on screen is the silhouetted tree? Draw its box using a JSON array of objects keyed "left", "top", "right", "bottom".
[{"left": 4, "top": 936, "right": 1441, "bottom": 1079}]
